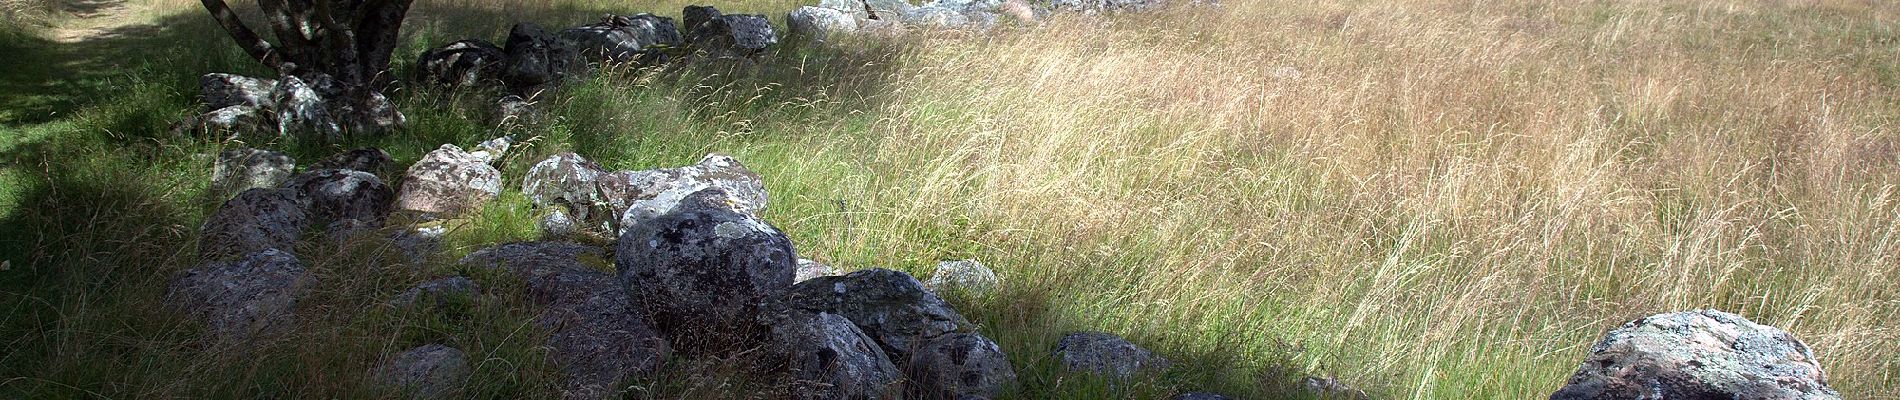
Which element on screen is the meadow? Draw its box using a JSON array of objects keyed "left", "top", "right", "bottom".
[{"left": 1, "top": 0, "right": 1896, "bottom": 398}]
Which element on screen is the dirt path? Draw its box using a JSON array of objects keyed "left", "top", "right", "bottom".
[{"left": 48, "top": 0, "right": 155, "bottom": 43}]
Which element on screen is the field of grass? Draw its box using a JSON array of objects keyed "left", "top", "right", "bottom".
[{"left": 2, "top": 0, "right": 1898, "bottom": 398}]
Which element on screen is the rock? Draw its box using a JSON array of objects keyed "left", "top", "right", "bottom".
[
  {"left": 392, "top": 225, "right": 448, "bottom": 263},
  {"left": 272, "top": 74, "right": 342, "bottom": 140},
  {"left": 201, "top": 73, "right": 277, "bottom": 109},
  {"left": 600, "top": 153, "right": 769, "bottom": 236},
  {"left": 1301, "top": 376, "right": 1367, "bottom": 400},
  {"left": 1171, "top": 392, "right": 1234, "bottom": 400},
  {"left": 1549, "top": 309, "right": 1841, "bottom": 400},
  {"left": 687, "top": 14, "right": 780, "bottom": 58},
  {"left": 460, "top": 241, "right": 607, "bottom": 279},
  {"left": 464, "top": 242, "right": 667, "bottom": 399},
  {"left": 415, "top": 39, "right": 506, "bottom": 87},
  {"left": 396, "top": 144, "right": 504, "bottom": 216},
  {"left": 906, "top": 332, "right": 1017, "bottom": 400},
  {"left": 1048, "top": 0, "right": 1166, "bottom": 14},
  {"left": 768, "top": 310, "right": 904, "bottom": 400},
  {"left": 210, "top": 147, "right": 296, "bottom": 201},
  {"left": 615, "top": 188, "right": 797, "bottom": 344},
  {"left": 521, "top": 152, "right": 609, "bottom": 228},
  {"left": 469, "top": 136, "right": 512, "bottom": 165},
  {"left": 374, "top": 344, "right": 470, "bottom": 399},
  {"left": 166, "top": 249, "right": 314, "bottom": 341},
  {"left": 502, "top": 22, "right": 578, "bottom": 94},
  {"left": 901, "top": 6, "right": 971, "bottom": 28},
  {"left": 786, "top": 268, "right": 972, "bottom": 360},
  {"left": 821, "top": 0, "right": 872, "bottom": 21},
  {"left": 495, "top": 95, "right": 535, "bottom": 127},
  {"left": 682, "top": 5, "right": 723, "bottom": 32},
  {"left": 540, "top": 208, "right": 578, "bottom": 238},
  {"left": 281, "top": 169, "right": 394, "bottom": 232},
  {"left": 391, "top": 276, "right": 480, "bottom": 309},
  {"left": 199, "top": 188, "right": 309, "bottom": 261},
  {"left": 1053, "top": 332, "right": 1171, "bottom": 380},
  {"left": 924, "top": 259, "right": 999, "bottom": 296},
  {"left": 997, "top": 0, "right": 1037, "bottom": 23},
  {"left": 789, "top": 6, "right": 860, "bottom": 40},
  {"left": 309, "top": 148, "right": 396, "bottom": 179},
  {"left": 863, "top": 0, "right": 917, "bottom": 20},
  {"left": 795, "top": 258, "right": 840, "bottom": 283},
  {"left": 183, "top": 105, "right": 269, "bottom": 136},
  {"left": 559, "top": 14, "right": 683, "bottom": 65}
]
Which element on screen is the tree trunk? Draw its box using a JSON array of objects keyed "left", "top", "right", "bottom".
[{"left": 199, "top": 0, "right": 413, "bottom": 138}]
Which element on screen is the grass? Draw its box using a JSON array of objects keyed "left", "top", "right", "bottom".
[{"left": 3, "top": 0, "right": 1899, "bottom": 398}]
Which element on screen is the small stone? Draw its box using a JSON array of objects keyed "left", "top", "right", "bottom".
[
  {"left": 1301, "top": 376, "right": 1367, "bottom": 400},
  {"left": 1171, "top": 392, "right": 1234, "bottom": 400},
  {"left": 391, "top": 276, "right": 480, "bottom": 309},
  {"left": 539, "top": 208, "right": 578, "bottom": 238},
  {"left": 559, "top": 13, "right": 683, "bottom": 65},
  {"left": 1053, "top": 331, "right": 1171, "bottom": 380},
  {"left": 309, "top": 148, "right": 396, "bottom": 179},
  {"left": 924, "top": 259, "right": 1000, "bottom": 296},
  {"left": 470, "top": 136, "right": 513, "bottom": 165},
  {"left": 281, "top": 169, "right": 394, "bottom": 233},
  {"left": 201, "top": 73, "right": 276, "bottom": 109},
  {"left": 209, "top": 147, "right": 296, "bottom": 201},
  {"left": 768, "top": 310, "right": 904, "bottom": 400},
  {"left": 374, "top": 344, "right": 471, "bottom": 399},
  {"left": 686, "top": 14, "right": 780, "bottom": 59},
  {"left": 789, "top": 6, "right": 860, "bottom": 41},
  {"left": 795, "top": 258, "right": 840, "bottom": 283},
  {"left": 601, "top": 153, "right": 769, "bottom": 236}
]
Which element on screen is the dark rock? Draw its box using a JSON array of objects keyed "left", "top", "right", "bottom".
[
  {"left": 924, "top": 259, "right": 999, "bottom": 296},
  {"left": 1054, "top": 331, "right": 1170, "bottom": 380},
  {"left": 374, "top": 344, "right": 470, "bottom": 399},
  {"left": 463, "top": 242, "right": 667, "bottom": 399},
  {"left": 309, "top": 148, "right": 396, "bottom": 179},
  {"left": 392, "top": 225, "right": 448, "bottom": 263},
  {"left": 1549, "top": 309, "right": 1841, "bottom": 400},
  {"left": 210, "top": 147, "right": 296, "bottom": 201},
  {"left": 167, "top": 249, "right": 314, "bottom": 341},
  {"left": 502, "top": 23, "right": 578, "bottom": 94},
  {"left": 559, "top": 14, "right": 683, "bottom": 65},
  {"left": 415, "top": 39, "right": 506, "bottom": 87},
  {"left": 281, "top": 169, "right": 394, "bottom": 232},
  {"left": 682, "top": 5, "right": 722, "bottom": 32},
  {"left": 202, "top": 73, "right": 277, "bottom": 109},
  {"left": 599, "top": 153, "right": 769, "bottom": 236},
  {"left": 391, "top": 276, "right": 480, "bottom": 309},
  {"left": 907, "top": 332, "right": 1017, "bottom": 400},
  {"left": 795, "top": 258, "right": 840, "bottom": 283},
  {"left": 199, "top": 188, "right": 309, "bottom": 261},
  {"left": 687, "top": 14, "right": 780, "bottom": 58},
  {"left": 460, "top": 241, "right": 607, "bottom": 279},
  {"left": 786, "top": 268, "right": 972, "bottom": 361},
  {"left": 615, "top": 188, "right": 796, "bottom": 346},
  {"left": 768, "top": 310, "right": 904, "bottom": 400},
  {"left": 790, "top": 6, "right": 860, "bottom": 40},
  {"left": 396, "top": 144, "right": 503, "bottom": 216},
  {"left": 1172, "top": 392, "right": 1234, "bottom": 400}
]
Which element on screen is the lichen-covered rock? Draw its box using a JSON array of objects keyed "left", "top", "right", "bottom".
[
  {"left": 901, "top": 6, "right": 971, "bottom": 29},
  {"left": 786, "top": 268, "right": 972, "bottom": 360},
  {"left": 1549, "top": 309, "right": 1841, "bottom": 400},
  {"left": 416, "top": 39, "right": 506, "bottom": 87},
  {"left": 1301, "top": 376, "right": 1367, "bottom": 400},
  {"left": 540, "top": 208, "right": 578, "bottom": 238},
  {"left": 460, "top": 241, "right": 607, "bottom": 279},
  {"left": 682, "top": 5, "right": 723, "bottom": 32},
  {"left": 907, "top": 332, "right": 1017, "bottom": 400},
  {"left": 600, "top": 153, "right": 768, "bottom": 236},
  {"left": 795, "top": 258, "right": 840, "bottom": 283},
  {"left": 272, "top": 74, "right": 342, "bottom": 140},
  {"left": 310, "top": 148, "right": 396, "bottom": 179},
  {"left": 167, "top": 249, "right": 313, "bottom": 341},
  {"left": 616, "top": 188, "right": 796, "bottom": 344},
  {"left": 201, "top": 73, "right": 277, "bottom": 110},
  {"left": 472, "top": 136, "right": 512, "bottom": 165},
  {"left": 521, "top": 152, "right": 609, "bottom": 228},
  {"left": 396, "top": 144, "right": 503, "bottom": 216},
  {"left": 925, "top": 259, "right": 999, "bottom": 296},
  {"left": 391, "top": 276, "right": 480, "bottom": 309},
  {"left": 374, "top": 344, "right": 470, "bottom": 399},
  {"left": 199, "top": 188, "right": 309, "bottom": 261},
  {"left": 559, "top": 14, "right": 682, "bottom": 65},
  {"left": 863, "top": 0, "right": 917, "bottom": 20},
  {"left": 820, "top": 0, "right": 872, "bottom": 21},
  {"left": 1048, "top": 0, "right": 1167, "bottom": 14},
  {"left": 768, "top": 310, "right": 904, "bottom": 400},
  {"left": 502, "top": 22, "right": 578, "bottom": 94},
  {"left": 789, "top": 6, "right": 860, "bottom": 40},
  {"left": 1053, "top": 331, "right": 1171, "bottom": 380},
  {"left": 464, "top": 241, "right": 667, "bottom": 399},
  {"left": 282, "top": 169, "right": 394, "bottom": 232},
  {"left": 210, "top": 147, "right": 296, "bottom": 201},
  {"left": 687, "top": 14, "right": 780, "bottom": 58},
  {"left": 1172, "top": 392, "right": 1235, "bottom": 400}
]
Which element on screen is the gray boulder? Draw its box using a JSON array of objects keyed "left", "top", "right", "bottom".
[
  {"left": 924, "top": 259, "right": 999, "bottom": 296},
  {"left": 539, "top": 208, "right": 579, "bottom": 238},
  {"left": 769, "top": 310, "right": 904, "bottom": 400},
  {"left": 374, "top": 344, "right": 470, "bottom": 399},
  {"left": 559, "top": 14, "right": 683, "bottom": 65},
  {"left": 819, "top": 0, "right": 871, "bottom": 21},
  {"left": 272, "top": 74, "right": 342, "bottom": 140},
  {"left": 282, "top": 169, "right": 394, "bottom": 233},
  {"left": 199, "top": 188, "right": 309, "bottom": 261},
  {"left": 460, "top": 241, "right": 607, "bottom": 278},
  {"left": 687, "top": 14, "right": 780, "bottom": 58},
  {"left": 901, "top": 6, "right": 971, "bottom": 28},
  {"left": 786, "top": 268, "right": 971, "bottom": 360},
  {"left": 415, "top": 39, "right": 506, "bottom": 87},
  {"left": 390, "top": 276, "right": 480, "bottom": 309},
  {"left": 600, "top": 153, "right": 769, "bottom": 236},
  {"left": 1550, "top": 309, "right": 1841, "bottom": 400},
  {"left": 201, "top": 73, "right": 276, "bottom": 109},
  {"left": 502, "top": 22, "right": 578, "bottom": 94},
  {"left": 471, "top": 136, "right": 512, "bottom": 165},
  {"left": 1048, "top": 0, "right": 1166, "bottom": 14},
  {"left": 167, "top": 249, "right": 314, "bottom": 341},
  {"left": 462, "top": 242, "right": 669, "bottom": 399},
  {"left": 863, "top": 0, "right": 917, "bottom": 20},
  {"left": 795, "top": 258, "right": 840, "bottom": 283},
  {"left": 1054, "top": 331, "right": 1171, "bottom": 380},
  {"left": 907, "top": 332, "right": 1017, "bottom": 400},
  {"left": 210, "top": 147, "right": 296, "bottom": 201},
  {"left": 310, "top": 148, "right": 396, "bottom": 179},
  {"left": 790, "top": 6, "right": 860, "bottom": 40},
  {"left": 615, "top": 188, "right": 797, "bottom": 344},
  {"left": 521, "top": 152, "right": 609, "bottom": 228},
  {"left": 396, "top": 144, "right": 503, "bottom": 216},
  {"left": 1301, "top": 376, "right": 1367, "bottom": 399}
]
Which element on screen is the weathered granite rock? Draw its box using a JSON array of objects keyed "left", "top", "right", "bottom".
[
  {"left": 768, "top": 310, "right": 904, "bottom": 400},
  {"left": 601, "top": 153, "right": 769, "bottom": 236},
  {"left": 863, "top": 0, "right": 917, "bottom": 20},
  {"left": 1549, "top": 309, "right": 1841, "bottom": 400},
  {"left": 396, "top": 144, "right": 503, "bottom": 216},
  {"left": 1054, "top": 331, "right": 1170, "bottom": 380},
  {"left": 309, "top": 148, "right": 396, "bottom": 179},
  {"left": 925, "top": 259, "right": 999, "bottom": 296},
  {"left": 1048, "top": 0, "right": 1168, "bottom": 14},
  {"left": 795, "top": 258, "right": 840, "bottom": 283},
  {"left": 786, "top": 268, "right": 971, "bottom": 360},
  {"left": 374, "top": 344, "right": 470, "bottom": 399},
  {"left": 901, "top": 6, "right": 970, "bottom": 29},
  {"left": 521, "top": 152, "right": 609, "bottom": 228},
  {"left": 559, "top": 14, "right": 683, "bottom": 65},
  {"left": 199, "top": 188, "right": 309, "bottom": 261},
  {"left": 502, "top": 22, "right": 578, "bottom": 94},
  {"left": 282, "top": 169, "right": 394, "bottom": 232},
  {"left": 416, "top": 39, "right": 506, "bottom": 87},
  {"left": 210, "top": 147, "right": 296, "bottom": 201},
  {"left": 540, "top": 208, "right": 578, "bottom": 238},
  {"left": 687, "top": 14, "right": 780, "bottom": 58},
  {"left": 907, "top": 332, "right": 1018, "bottom": 400},
  {"left": 167, "top": 249, "right": 314, "bottom": 341},
  {"left": 683, "top": 5, "right": 723, "bottom": 32},
  {"left": 391, "top": 276, "right": 480, "bottom": 309},
  {"left": 820, "top": 0, "right": 872, "bottom": 21},
  {"left": 202, "top": 73, "right": 277, "bottom": 109},
  {"left": 790, "top": 6, "right": 860, "bottom": 40},
  {"left": 272, "top": 74, "right": 342, "bottom": 140},
  {"left": 616, "top": 188, "right": 796, "bottom": 344},
  {"left": 471, "top": 136, "right": 512, "bottom": 165}
]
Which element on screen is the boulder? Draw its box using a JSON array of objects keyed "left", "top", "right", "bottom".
[
  {"left": 390, "top": 276, "right": 480, "bottom": 309},
  {"left": 901, "top": 6, "right": 971, "bottom": 29},
  {"left": 906, "top": 332, "right": 1018, "bottom": 400},
  {"left": 281, "top": 169, "right": 394, "bottom": 232},
  {"left": 1048, "top": 0, "right": 1166, "bottom": 14},
  {"left": 924, "top": 259, "right": 999, "bottom": 296},
  {"left": 374, "top": 344, "right": 470, "bottom": 399},
  {"left": 559, "top": 14, "right": 682, "bottom": 65},
  {"left": 682, "top": 5, "right": 723, "bottom": 32},
  {"left": 464, "top": 242, "right": 667, "bottom": 399},
  {"left": 471, "top": 136, "right": 512, "bottom": 165},
  {"left": 392, "top": 225, "right": 448, "bottom": 263},
  {"left": 820, "top": 0, "right": 872, "bottom": 21},
  {"left": 539, "top": 208, "right": 579, "bottom": 238},
  {"left": 521, "top": 152, "right": 609, "bottom": 228},
  {"left": 309, "top": 148, "right": 396, "bottom": 179},
  {"left": 166, "top": 249, "right": 314, "bottom": 341},
  {"left": 272, "top": 74, "right": 342, "bottom": 140},
  {"left": 495, "top": 95, "right": 536, "bottom": 127},
  {"left": 795, "top": 258, "right": 840, "bottom": 283},
  {"left": 209, "top": 147, "right": 296, "bottom": 201},
  {"left": 1053, "top": 331, "right": 1171, "bottom": 380},
  {"left": 460, "top": 241, "right": 608, "bottom": 279},
  {"left": 786, "top": 268, "right": 972, "bottom": 360},
  {"left": 789, "top": 6, "right": 860, "bottom": 40},
  {"left": 687, "top": 14, "right": 780, "bottom": 58},
  {"left": 1549, "top": 309, "right": 1841, "bottom": 400},
  {"left": 415, "top": 39, "right": 506, "bottom": 87},
  {"left": 1301, "top": 376, "right": 1367, "bottom": 399},
  {"left": 199, "top": 188, "right": 309, "bottom": 261},
  {"left": 182, "top": 105, "right": 269, "bottom": 136},
  {"left": 615, "top": 188, "right": 797, "bottom": 344},
  {"left": 502, "top": 22, "right": 578, "bottom": 94},
  {"left": 768, "top": 310, "right": 904, "bottom": 400},
  {"left": 863, "top": 0, "right": 917, "bottom": 20},
  {"left": 396, "top": 144, "right": 504, "bottom": 216},
  {"left": 201, "top": 73, "right": 276, "bottom": 109},
  {"left": 600, "top": 153, "right": 769, "bottom": 236}
]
